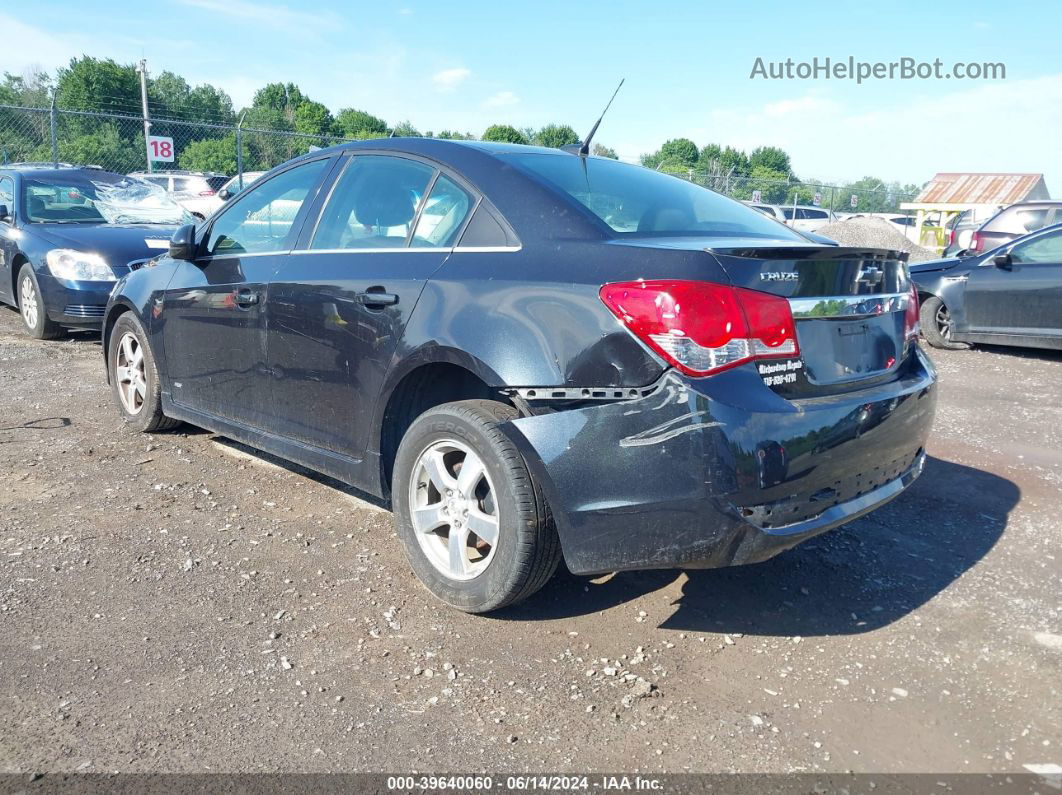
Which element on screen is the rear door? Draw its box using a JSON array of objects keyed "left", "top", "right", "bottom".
[
  {"left": 265, "top": 153, "right": 475, "bottom": 459},
  {"left": 0, "top": 176, "right": 16, "bottom": 305},
  {"left": 713, "top": 246, "right": 911, "bottom": 396},
  {"left": 962, "top": 226, "right": 1062, "bottom": 340},
  {"left": 160, "top": 157, "right": 333, "bottom": 426}
]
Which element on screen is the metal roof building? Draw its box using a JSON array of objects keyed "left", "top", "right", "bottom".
[{"left": 902, "top": 172, "right": 1050, "bottom": 210}]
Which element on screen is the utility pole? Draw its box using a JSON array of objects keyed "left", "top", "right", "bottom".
[{"left": 136, "top": 59, "right": 152, "bottom": 173}]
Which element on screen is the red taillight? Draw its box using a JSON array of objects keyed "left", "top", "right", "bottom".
[
  {"left": 969, "top": 231, "right": 984, "bottom": 253},
  {"left": 598, "top": 280, "right": 800, "bottom": 377},
  {"left": 199, "top": 190, "right": 216, "bottom": 197},
  {"left": 904, "top": 282, "right": 920, "bottom": 342}
]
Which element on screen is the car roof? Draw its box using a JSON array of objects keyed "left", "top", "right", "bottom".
[{"left": 0, "top": 164, "right": 121, "bottom": 179}]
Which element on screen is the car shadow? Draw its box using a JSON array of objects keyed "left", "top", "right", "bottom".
[
  {"left": 497, "top": 456, "right": 1017, "bottom": 636},
  {"left": 974, "top": 343, "right": 1062, "bottom": 363}
]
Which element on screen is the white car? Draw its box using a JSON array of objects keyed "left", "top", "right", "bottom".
[
  {"left": 129, "top": 171, "right": 229, "bottom": 220},
  {"left": 745, "top": 202, "right": 836, "bottom": 233}
]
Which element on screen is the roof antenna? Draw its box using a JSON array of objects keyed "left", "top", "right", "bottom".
[{"left": 576, "top": 78, "right": 624, "bottom": 156}]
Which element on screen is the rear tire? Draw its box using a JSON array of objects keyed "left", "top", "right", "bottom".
[
  {"left": 107, "top": 312, "right": 181, "bottom": 433},
  {"left": 920, "top": 295, "right": 968, "bottom": 350},
  {"left": 17, "top": 264, "right": 63, "bottom": 340},
  {"left": 392, "top": 399, "right": 561, "bottom": 613}
]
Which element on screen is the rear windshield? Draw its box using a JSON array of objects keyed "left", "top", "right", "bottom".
[
  {"left": 206, "top": 175, "right": 228, "bottom": 191},
  {"left": 503, "top": 153, "right": 803, "bottom": 240},
  {"left": 984, "top": 205, "right": 1058, "bottom": 235}
]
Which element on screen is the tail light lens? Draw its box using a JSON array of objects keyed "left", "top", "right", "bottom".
[
  {"left": 904, "top": 281, "right": 920, "bottom": 341},
  {"left": 969, "top": 231, "right": 984, "bottom": 253},
  {"left": 599, "top": 280, "right": 799, "bottom": 377},
  {"left": 199, "top": 190, "right": 216, "bottom": 197}
]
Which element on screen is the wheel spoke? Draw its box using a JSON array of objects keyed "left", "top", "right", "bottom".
[
  {"left": 115, "top": 365, "right": 131, "bottom": 383},
  {"left": 456, "top": 453, "right": 485, "bottom": 499},
  {"left": 447, "top": 527, "right": 469, "bottom": 576},
  {"left": 133, "top": 378, "right": 147, "bottom": 399},
  {"left": 465, "top": 508, "right": 499, "bottom": 546},
  {"left": 412, "top": 502, "right": 449, "bottom": 533},
  {"left": 422, "top": 449, "right": 457, "bottom": 493},
  {"left": 122, "top": 335, "right": 136, "bottom": 364},
  {"left": 125, "top": 382, "right": 138, "bottom": 408},
  {"left": 130, "top": 344, "right": 144, "bottom": 369}
]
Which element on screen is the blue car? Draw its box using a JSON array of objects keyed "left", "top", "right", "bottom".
[
  {"left": 0, "top": 164, "right": 186, "bottom": 338},
  {"left": 103, "top": 139, "right": 936, "bottom": 612}
]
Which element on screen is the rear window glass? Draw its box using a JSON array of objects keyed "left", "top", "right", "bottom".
[
  {"left": 502, "top": 154, "right": 802, "bottom": 240},
  {"left": 206, "top": 176, "right": 228, "bottom": 191},
  {"left": 985, "top": 206, "right": 1056, "bottom": 234}
]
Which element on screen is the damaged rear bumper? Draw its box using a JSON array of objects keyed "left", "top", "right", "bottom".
[{"left": 499, "top": 349, "right": 937, "bottom": 576}]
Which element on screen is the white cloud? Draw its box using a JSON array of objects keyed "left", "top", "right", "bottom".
[
  {"left": 0, "top": 12, "right": 86, "bottom": 75},
  {"left": 431, "top": 67, "right": 471, "bottom": 92},
  {"left": 176, "top": 0, "right": 337, "bottom": 29},
  {"left": 483, "top": 90, "right": 519, "bottom": 108},
  {"left": 696, "top": 75, "right": 1062, "bottom": 189},
  {"left": 398, "top": 7, "right": 414, "bottom": 14}
]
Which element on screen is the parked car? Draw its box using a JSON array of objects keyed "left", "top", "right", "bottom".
[
  {"left": 103, "top": 140, "right": 936, "bottom": 613},
  {"left": 942, "top": 207, "right": 999, "bottom": 257},
  {"left": 966, "top": 200, "right": 1062, "bottom": 255},
  {"left": 217, "top": 171, "right": 266, "bottom": 203},
  {"left": 848, "top": 213, "right": 921, "bottom": 244},
  {"left": 912, "top": 221, "right": 1062, "bottom": 350},
  {"left": 0, "top": 164, "right": 186, "bottom": 339},
  {"left": 129, "top": 170, "right": 229, "bottom": 219},
  {"left": 745, "top": 203, "right": 835, "bottom": 232}
]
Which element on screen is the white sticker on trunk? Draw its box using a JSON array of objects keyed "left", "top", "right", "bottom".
[{"left": 145, "top": 238, "right": 170, "bottom": 249}]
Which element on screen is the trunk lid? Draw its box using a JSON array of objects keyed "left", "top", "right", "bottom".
[{"left": 709, "top": 245, "right": 911, "bottom": 395}]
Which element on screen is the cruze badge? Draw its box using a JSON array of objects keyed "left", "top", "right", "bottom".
[{"left": 760, "top": 272, "right": 798, "bottom": 282}]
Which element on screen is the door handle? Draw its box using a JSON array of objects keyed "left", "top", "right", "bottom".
[
  {"left": 235, "top": 288, "right": 259, "bottom": 307},
  {"left": 356, "top": 288, "right": 399, "bottom": 307}
]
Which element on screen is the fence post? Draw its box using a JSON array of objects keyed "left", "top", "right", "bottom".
[
  {"left": 49, "top": 91, "right": 58, "bottom": 167},
  {"left": 136, "top": 59, "right": 153, "bottom": 173},
  {"left": 236, "top": 112, "right": 246, "bottom": 189}
]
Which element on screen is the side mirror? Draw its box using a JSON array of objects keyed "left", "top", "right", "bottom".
[
  {"left": 169, "top": 224, "right": 198, "bottom": 262},
  {"left": 0, "top": 204, "right": 10, "bottom": 223},
  {"left": 218, "top": 188, "right": 232, "bottom": 201},
  {"left": 993, "top": 252, "right": 1013, "bottom": 270}
]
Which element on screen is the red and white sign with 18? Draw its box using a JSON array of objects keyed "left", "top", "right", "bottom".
[{"left": 147, "top": 135, "right": 175, "bottom": 163}]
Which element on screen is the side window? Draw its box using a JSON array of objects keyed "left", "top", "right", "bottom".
[
  {"left": 172, "top": 177, "right": 193, "bottom": 193},
  {"left": 411, "top": 175, "right": 472, "bottom": 248},
  {"left": 1010, "top": 230, "right": 1062, "bottom": 264},
  {"left": 312, "top": 155, "right": 434, "bottom": 250},
  {"left": 205, "top": 159, "right": 329, "bottom": 257},
  {"left": 0, "top": 177, "right": 13, "bottom": 211}
]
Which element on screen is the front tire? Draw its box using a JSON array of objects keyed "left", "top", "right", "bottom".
[
  {"left": 392, "top": 399, "right": 561, "bottom": 613},
  {"left": 107, "top": 312, "right": 181, "bottom": 432},
  {"left": 920, "top": 295, "right": 968, "bottom": 350},
  {"left": 17, "top": 264, "right": 63, "bottom": 340}
]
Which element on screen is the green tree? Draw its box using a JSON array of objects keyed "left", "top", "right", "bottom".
[
  {"left": 592, "top": 143, "right": 618, "bottom": 159},
  {"left": 335, "top": 108, "right": 388, "bottom": 138},
  {"left": 54, "top": 57, "right": 139, "bottom": 116},
  {"left": 178, "top": 134, "right": 238, "bottom": 174},
  {"left": 699, "top": 143, "right": 722, "bottom": 164},
  {"left": 658, "top": 138, "right": 699, "bottom": 169},
  {"left": 749, "top": 146, "right": 792, "bottom": 177},
  {"left": 534, "top": 124, "right": 578, "bottom": 148},
  {"left": 390, "top": 120, "right": 420, "bottom": 137},
  {"left": 482, "top": 124, "right": 528, "bottom": 144},
  {"left": 719, "top": 146, "right": 750, "bottom": 177},
  {"left": 293, "top": 101, "right": 334, "bottom": 137}
]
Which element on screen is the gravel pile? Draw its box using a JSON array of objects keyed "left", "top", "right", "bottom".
[{"left": 818, "top": 216, "right": 938, "bottom": 263}]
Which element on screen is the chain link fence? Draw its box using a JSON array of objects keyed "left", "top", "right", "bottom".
[
  {"left": 0, "top": 103, "right": 354, "bottom": 178},
  {"left": 0, "top": 102, "right": 918, "bottom": 218}
]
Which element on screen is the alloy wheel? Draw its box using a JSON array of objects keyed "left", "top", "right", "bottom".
[
  {"left": 408, "top": 438, "right": 500, "bottom": 581},
  {"left": 19, "top": 274, "right": 38, "bottom": 330},
  {"left": 935, "top": 303, "right": 952, "bottom": 341},
  {"left": 114, "top": 332, "right": 147, "bottom": 415}
]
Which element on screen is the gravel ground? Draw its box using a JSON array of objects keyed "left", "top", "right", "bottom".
[
  {"left": 819, "top": 217, "right": 938, "bottom": 262},
  {"left": 0, "top": 305, "right": 1059, "bottom": 775}
]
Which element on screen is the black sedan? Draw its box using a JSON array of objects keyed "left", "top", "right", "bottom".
[
  {"left": 103, "top": 139, "right": 936, "bottom": 612},
  {"left": 0, "top": 164, "right": 185, "bottom": 339},
  {"left": 912, "top": 221, "right": 1062, "bottom": 351}
]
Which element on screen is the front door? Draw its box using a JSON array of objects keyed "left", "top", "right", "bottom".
[
  {"left": 266, "top": 154, "right": 475, "bottom": 461},
  {"left": 962, "top": 226, "right": 1062, "bottom": 340},
  {"left": 160, "top": 157, "right": 333, "bottom": 426}
]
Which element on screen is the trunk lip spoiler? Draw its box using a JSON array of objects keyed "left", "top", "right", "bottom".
[{"left": 707, "top": 245, "right": 909, "bottom": 262}]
